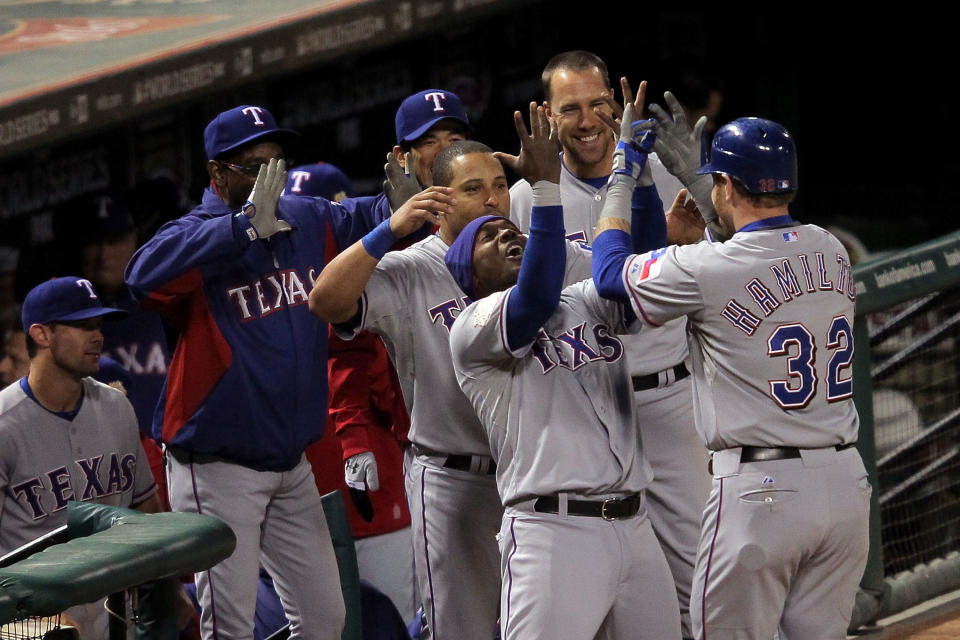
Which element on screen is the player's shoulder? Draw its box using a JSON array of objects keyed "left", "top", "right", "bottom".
[
  {"left": 0, "top": 380, "right": 30, "bottom": 419},
  {"left": 83, "top": 377, "right": 132, "bottom": 405},
  {"left": 383, "top": 235, "right": 445, "bottom": 267}
]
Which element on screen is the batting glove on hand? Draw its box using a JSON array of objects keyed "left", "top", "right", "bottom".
[
  {"left": 344, "top": 451, "right": 380, "bottom": 492},
  {"left": 611, "top": 103, "right": 656, "bottom": 185},
  {"left": 646, "top": 92, "right": 726, "bottom": 237},
  {"left": 383, "top": 152, "right": 421, "bottom": 212},
  {"left": 242, "top": 158, "right": 291, "bottom": 239}
]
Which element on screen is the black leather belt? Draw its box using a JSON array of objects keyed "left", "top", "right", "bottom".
[
  {"left": 632, "top": 363, "right": 689, "bottom": 392},
  {"left": 534, "top": 494, "right": 642, "bottom": 520},
  {"left": 709, "top": 443, "right": 858, "bottom": 474},
  {"left": 739, "top": 442, "right": 858, "bottom": 463},
  {"left": 443, "top": 454, "right": 496, "bottom": 475}
]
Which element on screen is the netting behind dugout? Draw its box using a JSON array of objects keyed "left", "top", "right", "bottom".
[{"left": 869, "top": 288, "right": 960, "bottom": 574}]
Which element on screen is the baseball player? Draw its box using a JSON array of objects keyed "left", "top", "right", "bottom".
[
  {"left": 591, "top": 110, "right": 870, "bottom": 639},
  {"left": 285, "top": 161, "right": 417, "bottom": 621},
  {"left": 124, "top": 105, "right": 417, "bottom": 640},
  {"left": 508, "top": 51, "right": 709, "bottom": 637},
  {"left": 443, "top": 106, "right": 679, "bottom": 640},
  {"left": 0, "top": 276, "right": 160, "bottom": 638},
  {"left": 308, "top": 105, "right": 593, "bottom": 639}
]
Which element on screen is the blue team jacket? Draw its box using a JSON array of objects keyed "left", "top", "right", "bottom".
[{"left": 125, "top": 187, "right": 391, "bottom": 471}]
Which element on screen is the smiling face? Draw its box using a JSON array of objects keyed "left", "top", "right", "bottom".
[
  {"left": 440, "top": 152, "right": 510, "bottom": 244},
  {"left": 471, "top": 218, "right": 527, "bottom": 299},
  {"left": 545, "top": 66, "right": 615, "bottom": 179}
]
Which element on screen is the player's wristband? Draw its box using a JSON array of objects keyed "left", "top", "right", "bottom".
[
  {"left": 361, "top": 218, "right": 397, "bottom": 259},
  {"left": 531, "top": 180, "right": 562, "bottom": 207},
  {"left": 600, "top": 175, "right": 634, "bottom": 223}
]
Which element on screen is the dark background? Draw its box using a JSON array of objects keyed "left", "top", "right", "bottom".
[{"left": 0, "top": 5, "right": 951, "bottom": 298}]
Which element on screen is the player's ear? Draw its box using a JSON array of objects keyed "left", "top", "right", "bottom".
[
  {"left": 392, "top": 146, "right": 406, "bottom": 168},
  {"left": 27, "top": 324, "right": 51, "bottom": 350},
  {"left": 208, "top": 159, "right": 226, "bottom": 186}
]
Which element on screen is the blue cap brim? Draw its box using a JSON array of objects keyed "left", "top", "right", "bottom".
[
  {"left": 400, "top": 115, "right": 471, "bottom": 145},
  {"left": 55, "top": 307, "right": 128, "bottom": 323},
  {"left": 213, "top": 128, "right": 299, "bottom": 159}
]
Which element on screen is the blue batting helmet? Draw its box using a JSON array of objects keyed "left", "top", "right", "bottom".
[{"left": 696, "top": 117, "right": 797, "bottom": 194}]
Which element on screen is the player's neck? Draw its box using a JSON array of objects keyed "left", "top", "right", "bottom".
[
  {"left": 732, "top": 206, "right": 792, "bottom": 232},
  {"left": 27, "top": 364, "right": 84, "bottom": 413},
  {"left": 561, "top": 148, "right": 614, "bottom": 180}
]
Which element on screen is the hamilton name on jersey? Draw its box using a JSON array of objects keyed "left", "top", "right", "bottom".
[
  {"left": 530, "top": 322, "right": 624, "bottom": 374},
  {"left": 721, "top": 251, "right": 855, "bottom": 336},
  {"left": 10, "top": 452, "right": 138, "bottom": 520}
]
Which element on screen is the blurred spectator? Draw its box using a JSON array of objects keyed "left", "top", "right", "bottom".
[
  {"left": 79, "top": 194, "right": 173, "bottom": 437},
  {"left": 0, "top": 320, "right": 29, "bottom": 386}
]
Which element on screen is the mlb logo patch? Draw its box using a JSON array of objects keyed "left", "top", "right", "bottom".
[
  {"left": 782, "top": 231, "right": 799, "bottom": 242},
  {"left": 630, "top": 248, "right": 667, "bottom": 282},
  {"left": 777, "top": 179, "right": 791, "bottom": 190}
]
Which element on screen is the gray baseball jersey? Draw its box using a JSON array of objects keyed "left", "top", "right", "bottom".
[
  {"left": 0, "top": 377, "right": 157, "bottom": 553},
  {"left": 621, "top": 224, "right": 859, "bottom": 448},
  {"left": 620, "top": 222, "right": 869, "bottom": 639},
  {"left": 338, "top": 232, "right": 592, "bottom": 640},
  {"left": 449, "top": 280, "right": 652, "bottom": 504},
  {"left": 509, "top": 153, "right": 688, "bottom": 375},
  {"left": 510, "top": 153, "right": 709, "bottom": 637},
  {"left": 340, "top": 233, "right": 592, "bottom": 456},
  {"left": 449, "top": 280, "right": 679, "bottom": 639}
]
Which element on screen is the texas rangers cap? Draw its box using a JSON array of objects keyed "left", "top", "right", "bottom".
[
  {"left": 444, "top": 215, "right": 516, "bottom": 298},
  {"left": 285, "top": 162, "right": 355, "bottom": 201},
  {"left": 21, "top": 277, "right": 126, "bottom": 329},
  {"left": 395, "top": 89, "right": 471, "bottom": 145},
  {"left": 204, "top": 105, "right": 299, "bottom": 160}
]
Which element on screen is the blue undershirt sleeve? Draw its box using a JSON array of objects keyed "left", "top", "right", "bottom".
[
  {"left": 592, "top": 229, "right": 633, "bottom": 304},
  {"left": 505, "top": 203, "right": 565, "bottom": 352},
  {"left": 630, "top": 185, "right": 666, "bottom": 252}
]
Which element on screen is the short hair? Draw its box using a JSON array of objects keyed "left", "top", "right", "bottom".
[
  {"left": 432, "top": 140, "right": 494, "bottom": 187},
  {"left": 399, "top": 119, "right": 471, "bottom": 153},
  {"left": 714, "top": 174, "right": 797, "bottom": 208},
  {"left": 541, "top": 50, "right": 611, "bottom": 102}
]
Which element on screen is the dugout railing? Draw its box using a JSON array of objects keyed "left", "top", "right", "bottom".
[{"left": 850, "top": 229, "right": 960, "bottom": 630}]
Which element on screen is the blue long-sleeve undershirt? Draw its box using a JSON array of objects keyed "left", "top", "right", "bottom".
[
  {"left": 631, "top": 184, "right": 666, "bottom": 253},
  {"left": 505, "top": 204, "right": 565, "bottom": 351}
]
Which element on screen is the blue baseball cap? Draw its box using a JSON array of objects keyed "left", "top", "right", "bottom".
[
  {"left": 444, "top": 215, "right": 515, "bottom": 298},
  {"left": 395, "top": 89, "right": 470, "bottom": 145},
  {"left": 21, "top": 277, "right": 126, "bottom": 329},
  {"left": 204, "top": 105, "right": 299, "bottom": 160},
  {"left": 285, "top": 163, "right": 355, "bottom": 201}
]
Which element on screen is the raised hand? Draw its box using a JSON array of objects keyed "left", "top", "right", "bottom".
[
  {"left": 494, "top": 101, "right": 561, "bottom": 185},
  {"left": 243, "top": 158, "right": 291, "bottom": 239},
  {"left": 665, "top": 189, "right": 706, "bottom": 245},
  {"left": 646, "top": 91, "right": 707, "bottom": 184},
  {"left": 388, "top": 186, "right": 455, "bottom": 238},
  {"left": 596, "top": 77, "right": 647, "bottom": 134},
  {"left": 383, "top": 151, "right": 421, "bottom": 211}
]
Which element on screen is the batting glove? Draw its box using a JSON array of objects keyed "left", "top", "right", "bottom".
[
  {"left": 611, "top": 103, "right": 656, "bottom": 185},
  {"left": 344, "top": 451, "right": 380, "bottom": 492},
  {"left": 383, "top": 151, "right": 422, "bottom": 212},
  {"left": 242, "top": 158, "right": 291, "bottom": 240},
  {"left": 646, "top": 92, "right": 727, "bottom": 238}
]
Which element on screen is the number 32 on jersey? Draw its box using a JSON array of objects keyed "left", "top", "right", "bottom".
[{"left": 766, "top": 315, "right": 854, "bottom": 409}]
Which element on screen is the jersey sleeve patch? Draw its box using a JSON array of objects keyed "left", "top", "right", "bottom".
[
  {"left": 628, "top": 247, "right": 668, "bottom": 283},
  {"left": 472, "top": 291, "right": 505, "bottom": 327}
]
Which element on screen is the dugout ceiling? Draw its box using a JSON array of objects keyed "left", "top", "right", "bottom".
[{"left": 0, "top": 0, "right": 521, "bottom": 159}]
